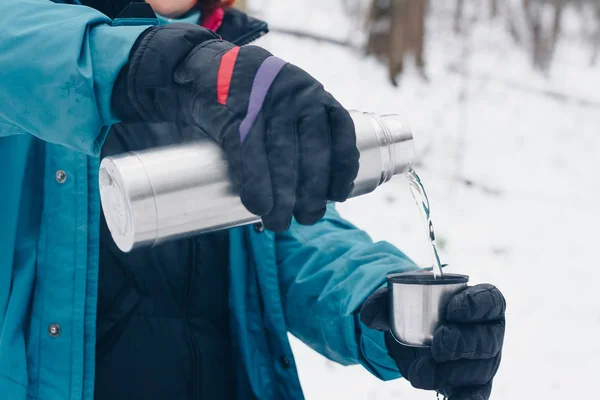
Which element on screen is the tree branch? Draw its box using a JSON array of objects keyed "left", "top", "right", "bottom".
[{"left": 267, "top": 26, "right": 358, "bottom": 49}]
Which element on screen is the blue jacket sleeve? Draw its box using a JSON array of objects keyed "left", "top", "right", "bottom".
[
  {"left": 276, "top": 204, "right": 420, "bottom": 380},
  {"left": 0, "top": 0, "right": 151, "bottom": 155}
]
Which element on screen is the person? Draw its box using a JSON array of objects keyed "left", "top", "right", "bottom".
[{"left": 0, "top": 1, "right": 506, "bottom": 399}]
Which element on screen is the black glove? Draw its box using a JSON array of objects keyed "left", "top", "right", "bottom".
[
  {"left": 112, "top": 24, "right": 359, "bottom": 232},
  {"left": 360, "top": 283, "right": 506, "bottom": 400}
]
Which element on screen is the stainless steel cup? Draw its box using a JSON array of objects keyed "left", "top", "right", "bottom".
[
  {"left": 99, "top": 110, "right": 414, "bottom": 252},
  {"left": 387, "top": 272, "right": 469, "bottom": 347}
]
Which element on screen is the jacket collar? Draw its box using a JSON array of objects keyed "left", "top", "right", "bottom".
[
  {"left": 215, "top": 7, "right": 269, "bottom": 46},
  {"left": 78, "top": 1, "right": 269, "bottom": 46}
]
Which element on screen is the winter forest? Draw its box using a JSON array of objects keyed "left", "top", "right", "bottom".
[{"left": 241, "top": 0, "right": 600, "bottom": 398}]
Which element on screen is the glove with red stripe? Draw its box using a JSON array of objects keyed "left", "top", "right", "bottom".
[{"left": 112, "top": 24, "right": 359, "bottom": 232}]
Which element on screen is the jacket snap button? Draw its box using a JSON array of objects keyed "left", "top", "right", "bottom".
[
  {"left": 280, "top": 356, "right": 290, "bottom": 369},
  {"left": 253, "top": 222, "right": 265, "bottom": 233},
  {"left": 55, "top": 170, "right": 67, "bottom": 184},
  {"left": 48, "top": 323, "right": 61, "bottom": 338}
]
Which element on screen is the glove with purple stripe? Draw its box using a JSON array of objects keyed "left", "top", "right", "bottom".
[
  {"left": 112, "top": 24, "right": 359, "bottom": 232},
  {"left": 360, "top": 284, "right": 506, "bottom": 400}
]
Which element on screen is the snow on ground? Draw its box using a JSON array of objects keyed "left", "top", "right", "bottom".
[{"left": 249, "top": 0, "right": 600, "bottom": 399}]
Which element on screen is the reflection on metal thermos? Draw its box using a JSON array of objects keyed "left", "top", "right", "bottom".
[{"left": 99, "top": 110, "right": 415, "bottom": 252}]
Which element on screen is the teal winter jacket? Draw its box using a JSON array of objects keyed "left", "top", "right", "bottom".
[{"left": 0, "top": 1, "right": 418, "bottom": 399}]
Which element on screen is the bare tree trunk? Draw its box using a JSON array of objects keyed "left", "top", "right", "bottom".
[
  {"left": 521, "top": 0, "right": 566, "bottom": 71},
  {"left": 504, "top": 0, "right": 527, "bottom": 46},
  {"left": 367, "top": 0, "right": 428, "bottom": 85},
  {"left": 454, "top": 0, "right": 464, "bottom": 33},
  {"left": 592, "top": 5, "right": 600, "bottom": 66},
  {"left": 365, "top": 0, "right": 391, "bottom": 58},
  {"left": 366, "top": 0, "right": 428, "bottom": 85},
  {"left": 388, "top": 0, "right": 410, "bottom": 85},
  {"left": 550, "top": 1, "right": 564, "bottom": 45},
  {"left": 524, "top": 1, "right": 539, "bottom": 68},
  {"left": 545, "top": 0, "right": 565, "bottom": 69},
  {"left": 523, "top": 0, "right": 545, "bottom": 69},
  {"left": 414, "top": 0, "right": 427, "bottom": 69},
  {"left": 490, "top": 0, "right": 499, "bottom": 18}
]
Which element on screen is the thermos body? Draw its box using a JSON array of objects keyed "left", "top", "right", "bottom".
[{"left": 99, "top": 110, "right": 415, "bottom": 252}]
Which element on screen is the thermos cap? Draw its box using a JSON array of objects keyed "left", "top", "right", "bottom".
[{"left": 100, "top": 155, "right": 158, "bottom": 252}]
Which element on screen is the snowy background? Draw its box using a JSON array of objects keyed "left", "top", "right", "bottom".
[{"left": 248, "top": 0, "right": 600, "bottom": 399}]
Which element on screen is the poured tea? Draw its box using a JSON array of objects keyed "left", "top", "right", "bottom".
[{"left": 405, "top": 168, "right": 444, "bottom": 278}]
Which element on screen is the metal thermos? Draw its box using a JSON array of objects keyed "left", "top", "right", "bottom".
[
  {"left": 99, "top": 110, "right": 414, "bottom": 252},
  {"left": 387, "top": 272, "right": 469, "bottom": 347}
]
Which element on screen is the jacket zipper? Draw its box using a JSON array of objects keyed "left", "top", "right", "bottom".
[{"left": 183, "top": 242, "right": 202, "bottom": 399}]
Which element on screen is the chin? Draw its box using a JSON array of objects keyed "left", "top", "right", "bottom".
[{"left": 146, "top": 0, "right": 198, "bottom": 18}]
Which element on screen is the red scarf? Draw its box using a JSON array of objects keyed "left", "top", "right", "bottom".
[{"left": 200, "top": 7, "right": 225, "bottom": 31}]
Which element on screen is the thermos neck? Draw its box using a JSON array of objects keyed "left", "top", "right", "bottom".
[
  {"left": 348, "top": 111, "right": 414, "bottom": 197},
  {"left": 371, "top": 112, "right": 414, "bottom": 183}
]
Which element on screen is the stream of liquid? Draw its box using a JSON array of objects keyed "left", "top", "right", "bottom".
[{"left": 405, "top": 168, "right": 444, "bottom": 279}]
